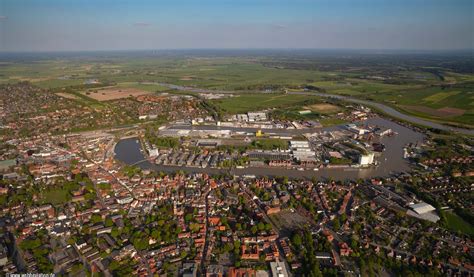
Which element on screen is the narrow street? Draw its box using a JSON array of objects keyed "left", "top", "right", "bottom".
[{"left": 200, "top": 187, "right": 212, "bottom": 274}]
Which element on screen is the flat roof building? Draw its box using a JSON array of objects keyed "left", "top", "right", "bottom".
[
  {"left": 270, "top": 261, "right": 289, "bottom": 277},
  {"left": 407, "top": 202, "right": 440, "bottom": 223},
  {"left": 358, "top": 152, "right": 375, "bottom": 166},
  {"left": 409, "top": 202, "right": 436, "bottom": 214}
]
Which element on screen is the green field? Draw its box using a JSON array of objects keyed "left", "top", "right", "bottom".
[
  {"left": 211, "top": 93, "right": 322, "bottom": 114},
  {"left": 319, "top": 117, "right": 347, "bottom": 127},
  {"left": 365, "top": 86, "right": 474, "bottom": 127},
  {"left": 40, "top": 188, "right": 71, "bottom": 205},
  {"left": 252, "top": 138, "right": 288, "bottom": 150},
  {"left": 116, "top": 82, "right": 170, "bottom": 92},
  {"left": 444, "top": 211, "right": 474, "bottom": 236}
]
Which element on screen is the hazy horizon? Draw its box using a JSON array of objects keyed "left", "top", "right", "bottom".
[
  {"left": 1, "top": 48, "right": 474, "bottom": 54},
  {"left": 1, "top": 0, "right": 473, "bottom": 52}
]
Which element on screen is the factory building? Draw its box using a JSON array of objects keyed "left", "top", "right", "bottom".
[
  {"left": 407, "top": 202, "right": 440, "bottom": 223},
  {"left": 358, "top": 152, "right": 375, "bottom": 165},
  {"left": 159, "top": 128, "right": 231, "bottom": 138},
  {"left": 346, "top": 124, "right": 369, "bottom": 135},
  {"left": 290, "top": 140, "right": 317, "bottom": 162}
]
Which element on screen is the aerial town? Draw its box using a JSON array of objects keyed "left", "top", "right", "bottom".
[{"left": 0, "top": 1, "right": 473, "bottom": 273}]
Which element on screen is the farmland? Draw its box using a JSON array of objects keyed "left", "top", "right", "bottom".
[
  {"left": 0, "top": 50, "right": 472, "bottom": 128},
  {"left": 364, "top": 85, "right": 474, "bottom": 127},
  {"left": 81, "top": 86, "right": 153, "bottom": 101},
  {"left": 305, "top": 103, "right": 341, "bottom": 114}
]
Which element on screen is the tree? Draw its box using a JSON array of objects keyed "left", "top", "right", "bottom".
[
  {"left": 251, "top": 225, "right": 258, "bottom": 234},
  {"left": 20, "top": 238, "right": 41, "bottom": 250},
  {"left": 151, "top": 229, "right": 161, "bottom": 240},
  {"left": 223, "top": 243, "right": 234, "bottom": 253},
  {"left": 90, "top": 214, "right": 102, "bottom": 224},
  {"left": 265, "top": 223, "right": 272, "bottom": 232},
  {"left": 233, "top": 240, "right": 241, "bottom": 251},
  {"left": 332, "top": 218, "right": 340, "bottom": 230},
  {"left": 109, "top": 260, "right": 121, "bottom": 271},
  {"left": 235, "top": 223, "right": 242, "bottom": 231},
  {"left": 257, "top": 222, "right": 265, "bottom": 231},
  {"left": 190, "top": 223, "right": 200, "bottom": 233},
  {"left": 111, "top": 227, "right": 120, "bottom": 239},
  {"left": 185, "top": 213, "right": 193, "bottom": 222},
  {"left": 291, "top": 233, "right": 302, "bottom": 249},
  {"left": 105, "top": 218, "right": 114, "bottom": 227}
]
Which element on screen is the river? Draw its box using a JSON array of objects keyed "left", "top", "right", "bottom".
[{"left": 114, "top": 117, "right": 424, "bottom": 180}]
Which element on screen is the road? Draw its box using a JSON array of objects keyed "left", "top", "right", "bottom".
[{"left": 200, "top": 187, "right": 212, "bottom": 274}]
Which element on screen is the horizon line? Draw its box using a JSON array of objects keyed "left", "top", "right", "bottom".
[{"left": 1, "top": 47, "right": 473, "bottom": 55}]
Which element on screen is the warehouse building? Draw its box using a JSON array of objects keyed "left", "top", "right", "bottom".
[
  {"left": 358, "top": 152, "right": 375, "bottom": 166},
  {"left": 407, "top": 202, "right": 440, "bottom": 223}
]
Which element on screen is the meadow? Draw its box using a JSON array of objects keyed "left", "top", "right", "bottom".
[
  {"left": 210, "top": 93, "right": 323, "bottom": 114},
  {"left": 444, "top": 211, "right": 474, "bottom": 236}
]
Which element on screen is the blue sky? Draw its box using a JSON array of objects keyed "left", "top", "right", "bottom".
[{"left": 0, "top": 0, "right": 472, "bottom": 51}]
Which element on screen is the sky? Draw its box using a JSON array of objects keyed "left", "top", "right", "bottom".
[{"left": 0, "top": 0, "right": 472, "bottom": 52}]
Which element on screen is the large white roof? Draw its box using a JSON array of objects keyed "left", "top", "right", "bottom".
[{"left": 409, "top": 202, "right": 436, "bottom": 214}]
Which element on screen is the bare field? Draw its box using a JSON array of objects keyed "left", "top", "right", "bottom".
[
  {"left": 269, "top": 210, "right": 312, "bottom": 231},
  {"left": 9, "top": 76, "right": 50, "bottom": 82},
  {"left": 403, "top": 105, "right": 466, "bottom": 117},
  {"left": 55, "top": 92, "right": 80, "bottom": 100},
  {"left": 82, "top": 86, "right": 153, "bottom": 101},
  {"left": 437, "top": 107, "right": 466, "bottom": 116},
  {"left": 180, "top": 75, "right": 195, "bottom": 81},
  {"left": 306, "top": 103, "right": 341, "bottom": 114}
]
